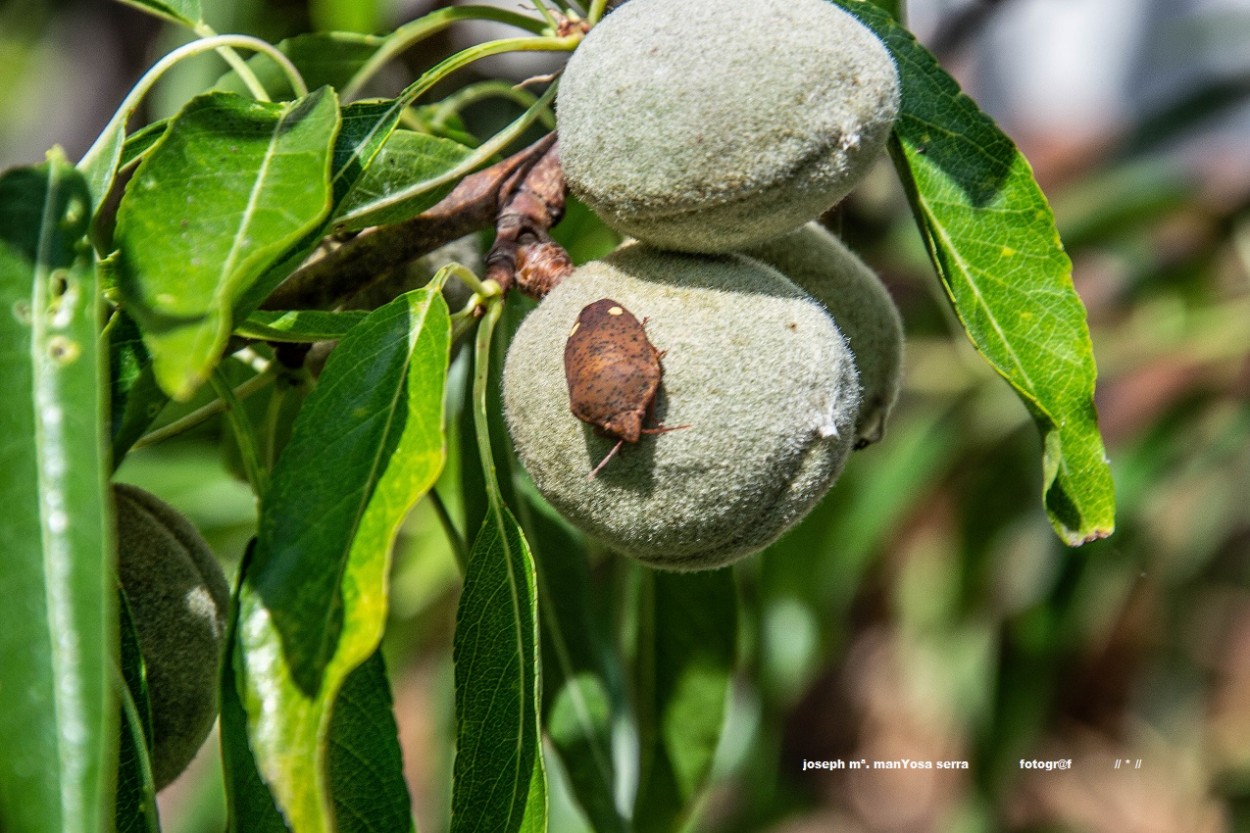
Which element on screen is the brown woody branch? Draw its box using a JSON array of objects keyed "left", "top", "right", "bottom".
[
  {"left": 263, "top": 132, "right": 565, "bottom": 312},
  {"left": 484, "top": 139, "right": 574, "bottom": 299}
]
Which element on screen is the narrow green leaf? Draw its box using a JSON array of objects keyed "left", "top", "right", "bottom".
[
  {"left": 105, "top": 310, "right": 168, "bottom": 465},
  {"left": 633, "top": 569, "right": 736, "bottom": 833},
  {"left": 216, "top": 32, "right": 386, "bottom": 100},
  {"left": 236, "top": 287, "right": 450, "bottom": 832},
  {"left": 333, "top": 130, "right": 475, "bottom": 231},
  {"left": 223, "top": 646, "right": 415, "bottom": 833},
  {"left": 222, "top": 545, "right": 290, "bottom": 833},
  {"left": 0, "top": 154, "right": 112, "bottom": 833},
  {"left": 236, "top": 309, "right": 369, "bottom": 342},
  {"left": 330, "top": 100, "right": 407, "bottom": 204},
  {"left": 115, "top": 591, "right": 159, "bottom": 833},
  {"left": 115, "top": 87, "right": 340, "bottom": 401},
  {"left": 525, "top": 496, "right": 625, "bottom": 833},
  {"left": 451, "top": 298, "right": 545, "bottom": 833},
  {"left": 833, "top": 0, "right": 1116, "bottom": 544},
  {"left": 80, "top": 111, "right": 154, "bottom": 218},
  {"left": 115, "top": 0, "right": 202, "bottom": 25},
  {"left": 326, "top": 652, "right": 414, "bottom": 833},
  {"left": 451, "top": 507, "right": 546, "bottom": 833}
]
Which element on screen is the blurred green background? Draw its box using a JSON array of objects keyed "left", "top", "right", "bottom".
[{"left": 4, "top": 0, "right": 1249, "bottom": 830}]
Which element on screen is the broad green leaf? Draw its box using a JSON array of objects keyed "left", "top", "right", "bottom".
[
  {"left": 236, "top": 287, "right": 450, "bottom": 832},
  {"left": 833, "top": 0, "right": 1116, "bottom": 544},
  {"left": 223, "top": 643, "right": 414, "bottom": 833},
  {"left": 222, "top": 545, "right": 290, "bottom": 833},
  {"left": 230, "top": 99, "right": 405, "bottom": 316},
  {"left": 237, "top": 25, "right": 571, "bottom": 311},
  {"left": 451, "top": 507, "right": 546, "bottom": 833},
  {"left": 114, "top": 88, "right": 340, "bottom": 401},
  {"left": 326, "top": 652, "right": 414, "bottom": 833},
  {"left": 105, "top": 310, "right": 168, "bottom": 465},
  {"left": 0, "top": 154, "right": 112, "bottom": 833},
  {"left": 216, "top": 32, "right": 386, "bottom": 100},
  {"left": 525, "top": 494, "right": 625, "bottom": 833},
  {"left": 81, "top": 28, "right": 317, "bottom": 215},
  {"left": 333, "top": 130, "right": 476, "bottom": 231},
  {"left": 632, "top": 569, "right": 736, "bottom": 833},
  {"left": 236, "top": 309, "right": 369, "bottom": 342},
  {"left": 115, "top": 591, "right": 159, "bottom": 833},
  {"left": 115, "top": 0, "right": 201, "bottom": 25}
]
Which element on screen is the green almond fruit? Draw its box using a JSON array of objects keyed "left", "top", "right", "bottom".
[
  {"left": 114, "top": 483, "right": 229, "bottom": 790},
  {"left": 744, "top": 222, "right": 904, "bottom": 447},
  {"left": 558, "top": 0, "right": 900, "bottom": 252},
  {"left": 503, "top": 243, "right": 861, "bottom": 569}
]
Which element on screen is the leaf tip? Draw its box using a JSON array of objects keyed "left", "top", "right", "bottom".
[{"left": 1063, "top": 523, "right": 1115, "bottom": 548}]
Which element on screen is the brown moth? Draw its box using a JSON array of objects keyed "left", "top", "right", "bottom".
[{"left": 563, "top": 298, "right": 688, "bottom": 478}]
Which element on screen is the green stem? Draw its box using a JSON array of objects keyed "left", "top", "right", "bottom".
[
  {"left": 78, "top": 34, "right": 307, "bottom": 179},
  {"left": 472, "top": 299, "right": 506, "bottom": 515},
  {"left": 193, "top": 25, "right": 265, "bottom": 101},
  {"left": 384, "top": 33, "right": 574, "bottom": 116},
  {"left": 340, "top": 5, "right": 553, "bottom": 102},
  {"left": 429, "top": 80, "right": 556, "bottom": 131},
  {"left": 530, "top": 0, "right": 560, "bottom": 28},
  {"left": 210, "top": 370, "right": 269, "bottom": 496},
  {"left": 334, "top": 82, "right": 559, "bottom": 229},
  {"left": 430, "top": 488, "right": 470, "bottom": 573},
  {"left": 134, "top": 369, "right": 273, "bottom": 450},
  {"left": 111, "top": 661, "right": 159, "bottom": 833},
  {"left": 446, "top": 264, "right": 503, "bottom": 343},
  {"left": 262, "top": 378, "right": 290, "bottom": 473},
  {"left": 449, "top": 311, "right": 480, "bottom": 344},
  {"left": 588, "top": 0, "right": 608, "bottom": 25},
  {"left": 448, "top": 263, "right": 503, "bottom": 299}
]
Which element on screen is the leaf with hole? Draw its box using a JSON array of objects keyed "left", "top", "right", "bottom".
[{"left": 0, "top": 152, "right": 112, "bottom": 833}]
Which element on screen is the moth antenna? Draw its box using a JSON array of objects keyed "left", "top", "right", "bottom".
[
  {"left": 586, "top": 438, "right": 626, "bottom": 480},
  {"left": 640, "top": 423, "right": 691, "bottom": 435}
]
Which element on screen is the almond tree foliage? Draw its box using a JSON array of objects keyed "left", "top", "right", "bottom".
[{"left": 20, "top": 1, "right": 1232, "bottom": 832}]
